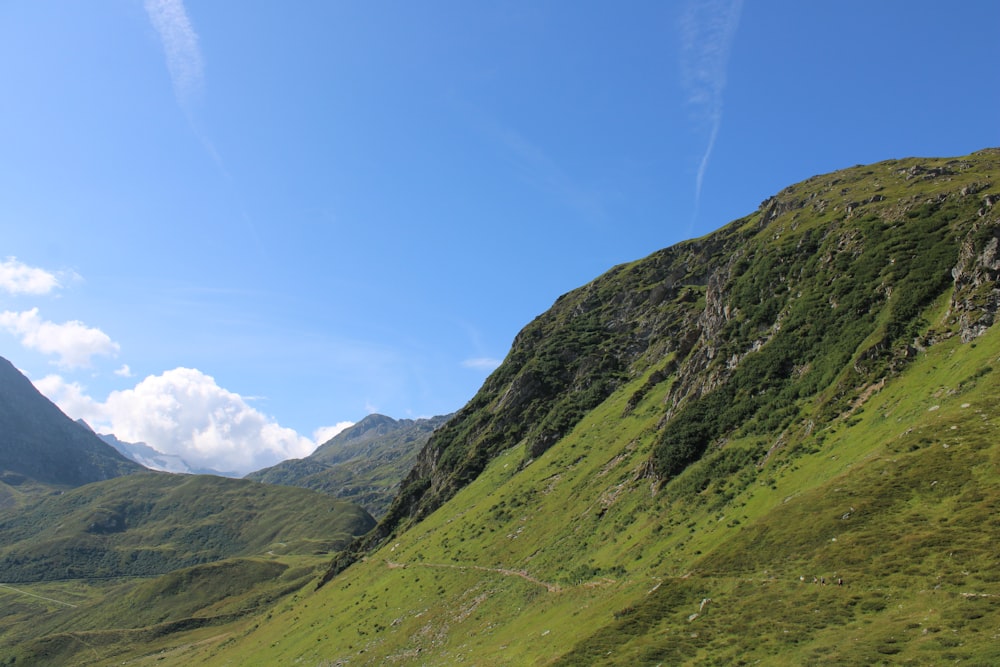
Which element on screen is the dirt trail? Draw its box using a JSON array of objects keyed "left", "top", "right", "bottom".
[
  {"left": 385, "top": 560, "right": 561, "bottom": 592},
  {"left": 0, "top": 582, "right": 78, "bottom": 607}
]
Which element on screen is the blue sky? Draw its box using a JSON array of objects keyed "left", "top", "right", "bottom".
[{"left": 2, "top": 1, "right": 998, "bottom": 474}]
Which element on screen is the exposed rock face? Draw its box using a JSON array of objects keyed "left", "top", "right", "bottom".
[{"left": 951, "top": 214, "right": 1000, "bottom": 342}]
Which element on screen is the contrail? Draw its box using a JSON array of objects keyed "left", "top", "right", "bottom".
[
  {"left": 142, "top": 1, "right": 265, "bottom": 264},
  {"left": 144, "top": 0, "right": 204, "bottom": 111},
  {"left": 680, "top": 0, "right": 743, "bottom": 222}
]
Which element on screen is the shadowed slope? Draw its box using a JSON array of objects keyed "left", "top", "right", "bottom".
[{"left": 0, "top": 357, "right": 143, "bottom": 489}]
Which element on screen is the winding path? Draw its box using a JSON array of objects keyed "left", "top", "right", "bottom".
[
  {"left": 385, "top": 560, "right": 561, "bottom": 592},
  {"left": 0, "top": 582, "right": 78, "bottom": 608}
]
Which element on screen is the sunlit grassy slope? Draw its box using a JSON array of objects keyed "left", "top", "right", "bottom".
[
  {"left": 179, "top": 299, "right": 1000, "bottom": 666},
  {"left": 191, "top": 151, "right": 999, "bottom": 666}
]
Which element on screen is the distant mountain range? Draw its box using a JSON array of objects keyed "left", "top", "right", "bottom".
[
  {"left": 89, "top": 427, "right": 236, "bottom": 477},
  {"left": 247, "top": 413, "right": 451, "bottom": 517}
]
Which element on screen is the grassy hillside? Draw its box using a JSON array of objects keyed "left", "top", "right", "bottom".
[
  {"left": 0, "top": 472, "right": 375, "bottom": 582},
  {"left": 326, "top": 149, "right": 1000, "bottom": 577},
  {"left": 195, "top": 149, "right": 1000, "bottom": 665},
  {"left": 247, "top": 414, "right": 451, "bottom": 518},
  {"left": 0, "top": 554, "right": 330, "bottom": 667},
  {"left": 186, "top": 296, "right": 1000, "bottom": 666},
  {"left": 3, "top": 149, "right": 998, "bottom": 665}
]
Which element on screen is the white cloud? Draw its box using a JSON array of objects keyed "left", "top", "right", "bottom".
[
  {"left": 313, "top": 422, "right": 355, "bottom": 446},
  {"left": 0, "top": 257, "right": 62, "bottom": 295},
  {"left": 0, "top": 308, "right": 120, "bottom": 368},
  {"left": 32, "top": 374, "right": 106, "bottom": 426},
  {"left": 96, "top": 368, "right": 316, "bottom": 475},
  {"left": 35, "top": 368, "right": 319, "bottom": 475},
  {"left": 114, "top": 364, "right": 134, "bottom": 378},
  {"left": 679, "top": 0, "right": 743, "bottom": 211},
  {"left": 462, "top": 357, "right": 502, "bottom": 372},
  {"left": 144, "top": 0, "right": 204, "bottom": 109}
]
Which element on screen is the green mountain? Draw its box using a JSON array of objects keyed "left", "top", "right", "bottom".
[
  {"left": 0, "top": 366, "right": 377, "bottom": 664},
  {"left": 247, "top": 413, "right": 451, "bottom": 517},
  {"left": 325, "top": 149, "right": 1000, "bottom": 581},
  {"left": 0, "top": 471, "right": 376, "bottom": 583},
  {"left": 0, "top": 356, "right": 143, "bottom": 498},
  {"left": 4, "top": 149, "right": 1000, "bottom": 665}
]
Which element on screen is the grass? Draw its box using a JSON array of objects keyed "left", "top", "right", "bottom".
[
  {"left": 0, "top": 554, "right": 330, "bottom": 666},
  {"left": 174, "top": 152, "right": 1000, "bottom": 666},
  {"left": 0, "top": 473, "right": 375, "bottom": 582},
  {"left": 165, "top": 319, "right": 998, "bottom": 666}
]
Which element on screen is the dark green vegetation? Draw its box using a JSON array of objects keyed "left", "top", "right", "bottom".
[
  {"left": 3, "top": 149, "right": 999, "bottom": 665},
  {"left": 247, "top": 413, "right": 451, "bottom": 518},
  {"left": 0, "top": 473, "right": 373, "bottom": 667},
  {"left": 0, "top": 556, "right": 330, "bottom": 666},
  {"left": 0, "top": 472, "right": 375, "bottom": 582},
  {"left": 0, "top": 356, "right": 142, "bottom": 493}
]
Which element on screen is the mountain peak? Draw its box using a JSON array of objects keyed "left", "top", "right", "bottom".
[
  {"left": 0, "top": 356, "right": 144, "bottom": 488},
  {"left": 248, "top": 413, "right": 452, "bottom": 517}
]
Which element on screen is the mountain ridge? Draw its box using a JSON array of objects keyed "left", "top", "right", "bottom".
[
  {"left": 0, "top": 471, "right": 375, "bottom": 583},
  {"left": 0, "top": 357, "right": 143, "bottom": 490},
  {"left": 247, "top": 413, "right": 451, "bottom": 517},
  {"left": 92, "top": 428, "right": 236, "bottom": 477}
]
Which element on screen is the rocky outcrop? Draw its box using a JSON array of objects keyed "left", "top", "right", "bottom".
[{"left": 951, "top": 217, "right": 1000, "bottom": 342}]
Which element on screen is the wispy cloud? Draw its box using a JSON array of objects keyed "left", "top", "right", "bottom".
[
  {"left": 496, "top": 127, "right": 605, "bottom": 221},
  {"left": 0, "top": 257, "right": 64, "bottom": 295},
  {"left": 144, "top": 0, "right": 204, "bottom": 111},
  {"left": 462, "top": 357, "right": 502, "bottom": 372},
  {"left": 143, "top": 1, "right": 256, "bottom": 255},
  {"left": 0, "top": 308, "right": 120, "bottom": 368},
  {"left": 679, "top": 0, "right": 743, "bottom": 216}
]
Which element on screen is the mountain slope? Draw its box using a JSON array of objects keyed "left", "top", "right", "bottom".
[
  {"left": 326, "top": 149, "right": 1000, "bottom": 579},
  {"left": 0, "top": 471, "right": 376, "bottom": 583},
  {"left": 197, "top": 323, "right": 1000, "bottom": 666},
  {"left": 0, "top": 357, "right": 143, "bottom": 490},
  {"left": 185, "top": 148, "right": 1000, "bottom": 666},
  {"left": 247, "top": 413, "right": 451, "bottom": 517}
]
